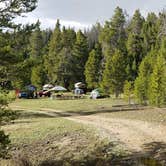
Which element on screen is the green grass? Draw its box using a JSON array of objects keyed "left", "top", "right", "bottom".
[
  {"left": 10, "top": 98, "right": 126, "bottom": 113},
  {"left": 10, "top": 98, "right": 166, "bottom": 125},
  {"left": 101, "top": 108, "right": 166, "bottom": 125},
  {"left": 2, "top": 118, "right": 93, "bottom": 144},
  {"left": 2, "top": 98, "right": 166, "bottom": 165},
  {"left": 6, "top": 98, "right": 125, "bottom": 148},
  {"left": 2, "top": 116, "right": 113, "bottom": 165},
  {"left": 2, "top": 98, "right": 119, "bottom": 164}
]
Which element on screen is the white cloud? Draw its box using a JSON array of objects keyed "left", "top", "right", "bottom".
[
  {"left": 60, "top": 20, "right": 92, "bottom": 30},
  {"left": 14, "top": 15, "right": 92, "bottom": 31},
  {"left": 12, "top": 0, "right": 166, "bottom": 30}
]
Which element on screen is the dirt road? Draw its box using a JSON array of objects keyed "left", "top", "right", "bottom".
[
  {"left": 66, "top": 115, "right": 166, "bottom": 152},
  {"left": 12, "top": 106, "right": 166, "bottom": 153}
]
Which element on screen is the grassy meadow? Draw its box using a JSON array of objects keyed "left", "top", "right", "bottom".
[
  {"left": 1, "top": 97, "right": 166, "bottom": 165},
  {"left": 1, "top": 98, "right": 127, "bottom": 165},
  {"left": 10, "top": 97, "right": 126, "bottom": 112}
]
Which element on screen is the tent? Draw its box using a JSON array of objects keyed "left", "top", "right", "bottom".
[
  {"left": 43, "top": 84, "right": 54, "bottom": 90},
  {"left": 74, "top": 82, "right": 86, "bottom": 88},
  {"left": 26, "top": 85, "right": 36, "bottom": 91},
  {"left": 49, "top": 86, "right": 67, "bottom": 92}
]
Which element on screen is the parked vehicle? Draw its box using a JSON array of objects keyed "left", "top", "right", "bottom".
[
  {"left": 74, "top": 82, "right": 87, "bottom": 94},
  {"left": 38, "top": 90, "right": 51, "bottom": 97},
  {"left": 18, "top": 85, "right": 37, "bottom": 99},
  {"left": 18, "top": 90, "right": 37, "bottom": 99},
  {"left": 74, "top": 88, "right": 84, "bottom": 95},
  {"left": 18, "top": 91, "right": 29, "bottom": 98}
]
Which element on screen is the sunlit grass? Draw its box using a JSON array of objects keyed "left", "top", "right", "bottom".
[
  {"left": 2, "top": 118, "right": 94, "bottom": 144},
  {"left": 102, "top": 108, "right": 166, "bottom": 125},
  {"left": 10, "top": 98, "right": 126, "bottom": 112},
  {"left": 9, "top": 98, "right": 166, "bottom": 125}
]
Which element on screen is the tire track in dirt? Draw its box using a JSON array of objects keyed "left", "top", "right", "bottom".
[
  {"left": 66, "top": 115, "right": 166, "bottom": 152},
  {"left": 11, "top": 106, "right": 166, "bottom": 152}
]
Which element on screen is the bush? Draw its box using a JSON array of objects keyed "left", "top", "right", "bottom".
[
  {"left": 0, "top": 90, "right": 18, "bottom": 158},
  {"left": 0, "top": 91, "right": 18, "bottom": 125},
  {"left": 0, "top": 130, "right": 10, "bottom": 158},
  {"left": 123, "top": 81, "right": 133, "bottom": 104},
  {"left": 12, "top": 155, "right": 32, "bottom": 166}
]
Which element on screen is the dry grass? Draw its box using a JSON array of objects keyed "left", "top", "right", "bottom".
[
  {"left": 2, "top": 98, "right": 165, "bottom": 165},
  {"left": 10, "top": 98, "right": 126, "bottom": 113},
  {"left": 2, "top": 117, "right": 112, "bottom": 165},
  {"left": 100, "top": 107, "right": 166, "bottom": 125}
]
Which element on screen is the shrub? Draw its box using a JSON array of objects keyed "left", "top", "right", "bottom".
[{"left": 0, "top": 90, "right": 18, "bottom": 158}]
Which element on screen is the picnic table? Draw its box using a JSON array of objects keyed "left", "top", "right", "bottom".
[{"left": 51, "top": 94, "right": 85, "bottom": 100}]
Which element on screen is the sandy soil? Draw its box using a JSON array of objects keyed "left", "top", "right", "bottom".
[
  {"left": 66, "top": 115, "right": 166, "bottom": 152},
  {"left": 11, "top": 106, "right": 166, "bottom": 153}
]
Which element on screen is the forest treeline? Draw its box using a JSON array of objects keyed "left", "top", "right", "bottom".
[{"left": 1, "top": 7, "right": 166, "bottom": 107}]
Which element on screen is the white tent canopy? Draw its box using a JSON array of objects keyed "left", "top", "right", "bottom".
[
  {"left": 74, "top": 82, "right": 85, "bottom": 88},
  {"left": 49, "top": 86, "right": 67, "bottom": 91},
  {"left": 43, "top": 84, "right": 54, "bottom": 90}
]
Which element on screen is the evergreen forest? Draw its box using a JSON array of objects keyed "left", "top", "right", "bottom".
[{"left": 1, "top": 6, "right": 166, "bottom": 107}]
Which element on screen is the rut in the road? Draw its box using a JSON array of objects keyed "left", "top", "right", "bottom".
[
  {"left": 66, "top": 115, "right": 166, "bottom": 152},
  {"left": 11, "top": 106, "right": 166, "bottom": 152}
]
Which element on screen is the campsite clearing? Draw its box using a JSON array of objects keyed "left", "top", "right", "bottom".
[{"left": 1, "top": 98, "right": 166, "bottom": 165}]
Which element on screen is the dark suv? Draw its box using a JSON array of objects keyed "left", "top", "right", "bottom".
[{"left": 18, "top": 91, "right": 37, "bottom": 99}]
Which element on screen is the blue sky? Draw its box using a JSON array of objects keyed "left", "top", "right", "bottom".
[{"left": 15, "top": 0, "right": 166, "bottom": 30}]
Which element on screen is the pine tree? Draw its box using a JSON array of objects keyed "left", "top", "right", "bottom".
[
  {"left": 84, "top": 22, "right": 101, "bottom": 50},
  {"left": 0, "top": 31, "right": 13, "bottom": 88},
  {"left": 85, "top": 43, "right": 102, "bottom": 89},
  {"left": 123, "top": 81, "right": 133, "bottom": 104},
  {"left": 54, "top": 27, "right": 76, "bottom": 89},
  {"left": 72, "top": 30, "right": 88, "bottom": 82},
  {"left": 29, "top": 20, "right": 43, "bottom": 58},
  {"left": 12, "top": 59, "right": 34, "bottom": 89},
  {"left": 57, "top": 27, "right": 76, "bottom": 88},
  {"left": 44, "top": 24, "right": 77, "bottom": 88},
  {"left": 29, "top": 21, "right": 48, "bottom": 88},
  {"left": 10, "top": 24, "right": 37, "bottom": 89},
  {"left": 126, "top": 33, "right": 143, "bottom": 80},
  {"left": 31, "top": 64, "right": 46, "bottom": 89},
  {"left": 101, "top": 49, "right": 126, "bottom": 97},
  {"left": 159, "top": 37, "right": 166, "bottom": 60},
  {"left": 99, "top": 7, "right": 126, "bottom": 54},
  {"left": 56, "top": 48, "right": 74, "bottom": 89},
  {"left": 149, "top": 56, "right": 166, "bottom": 107},
  {"left": 0, "top": 0, "right": 37, "bottom": 28},
  {"left": 149, "top": 44, "right": 166, "bottom": 107},
  {"left": 61, "top": 27, "right": 76, "bottom": 49},
  {"left": 134, "top": 48, "right": 156, "bottom": 104},
  {"left": 99, "top": 7, "right": 127, "bottom": 96},
  {"left": 142, "top": 12, "right": 158, "bottom": 53},
  {"left": 45, "top": 20, "right": 62, "bottom": 83},
  {"left": 0, "top": 0, "right": 38, "bottom": 158},
  {"left": 158, "top": 11, "right": 166, "bottom": 37},
  {"left": 41, "top": 29, "right": 52, "bottom": 57},
  {"left": 127, "top": 10, "right": 144, "bottom": 34},
  {"left": 126, "top": 10, "right": 144, "bottom": 81}
]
